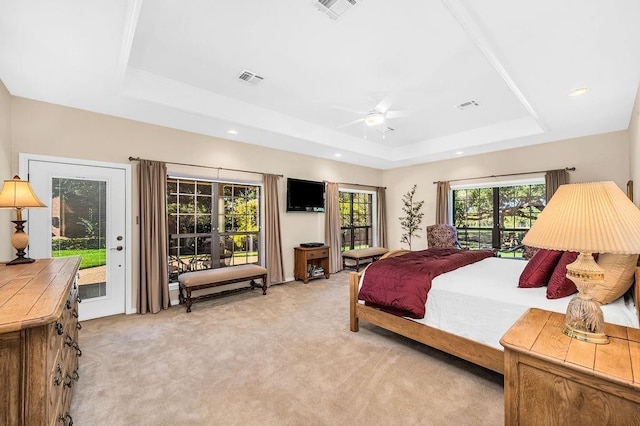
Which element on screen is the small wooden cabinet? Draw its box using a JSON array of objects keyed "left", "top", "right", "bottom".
[
  {"left": 294, "top": 246, "right": 330, "bottom": 283},
  {"left": 500, "top": 308, "right": 640, "bottom": 426},
  {"left": 0, "top": 257, "right": 82, "bottom": 426}
]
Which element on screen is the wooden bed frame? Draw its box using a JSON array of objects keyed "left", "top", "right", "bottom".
[{"left": 349, "top": 250, "right": 640, "bottom": 374}]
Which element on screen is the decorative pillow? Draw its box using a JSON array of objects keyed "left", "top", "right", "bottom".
[
  {"left": 426, "top": 224, "right": 459, "bottom": 249},
  {"left": 546, "top": 251, "right": 580, "bottom": 299},
  {"left": 518, "top": 249, "right": 564, "bottom": 288},
  {"left": 591, "top": 253, "right": 639, "bottom": 305}
]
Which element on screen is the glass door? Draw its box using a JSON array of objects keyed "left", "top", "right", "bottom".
[{"left": 26, "top": 158, "right": 128, "bottom": 321}]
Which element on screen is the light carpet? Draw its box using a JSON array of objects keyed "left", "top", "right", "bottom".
[{"left": 71, "top": 271, "right": 504, "bottom": 425}]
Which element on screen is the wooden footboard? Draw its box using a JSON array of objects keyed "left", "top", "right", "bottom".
[{"left": 349, "top": 270, "right": 504, "bottom": 374}]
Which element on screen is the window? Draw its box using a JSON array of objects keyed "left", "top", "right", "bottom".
[
  {"left": 167, "top": 178, "right": 260, "bottom": 281},
  {"left": 453, "top": 182, "right": 545, "bottom": 257},
  {"left": 339, "top": 191, "right": 373, "bottom": 251}
]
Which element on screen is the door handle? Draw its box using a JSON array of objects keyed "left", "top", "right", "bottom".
[{"left": 111, "top": 246, "right": 124, "bottom": 251}]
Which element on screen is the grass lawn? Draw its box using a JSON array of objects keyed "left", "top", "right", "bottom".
[{"left": 52, "top": 249, "right": 106, "bottom": 270}]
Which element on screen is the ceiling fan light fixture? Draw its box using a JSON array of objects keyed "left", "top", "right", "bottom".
[
  {"left": 568, "top": 87, "right": 589, "bottom": 97},
  {"left": 365, "top": 112, "right": 384, "bottom": 126}
]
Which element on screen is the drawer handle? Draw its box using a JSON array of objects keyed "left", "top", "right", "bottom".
[
  {"left": 58, "top": 414, "right": 74, "bottom": 426},
  {"left": 55, "top": 322, "right": 64, "bottom": 335},
  {"left": 76, "top": 322, "right": 82, "bottom": 330},
  {"left": 53, "top": 364, "right": 63, "bottom": 386},
  {"left": 72, "top": 342, "right": 82, "bottom": 357},
  {"left": 63, "top": 373, "right": 73, "bottom": 388}
]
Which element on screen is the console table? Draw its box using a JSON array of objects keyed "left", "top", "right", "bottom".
[
  {"left": 500, "top": 308, "right": 640, "bottom": 425},
  {"left": 294, "top": 246, "right": 330, "bottom": 283}
]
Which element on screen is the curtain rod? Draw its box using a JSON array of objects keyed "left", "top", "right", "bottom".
[
  {"left": 329, "top": 180, "right": 386, "bottom": 190},
  {"left": 128, "top": 157, "right": 283, "bottom": 178},
  {"left": 432, "top": 167, "right": 575, "bottom": 184}
]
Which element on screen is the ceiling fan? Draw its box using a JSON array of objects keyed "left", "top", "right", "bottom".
[{"left": 334, "top": 95, "right": 409, "bottom": 133}]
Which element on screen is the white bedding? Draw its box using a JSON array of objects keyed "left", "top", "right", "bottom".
[{"left": 360, "top": 257, "right": 639, "bottom": 350}]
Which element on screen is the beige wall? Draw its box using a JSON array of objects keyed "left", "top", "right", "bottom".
[
  {"left": 382, "top": 131, "right": 631, "bottom": 251},
  {"left": 7, "top": 94, "right": 637, "bottom": 309},
  {"left": 629, "top": 83, "right": 640, "bottom": 205},
  {"left": 0, "top": 80, "right": 12, "bottom": 261},
  {"left": 10, "top": 97, "right": 382, "bottom": 308}
]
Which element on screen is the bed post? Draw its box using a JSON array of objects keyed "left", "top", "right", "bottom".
[{"left": 349, "top": 272, "right": 360, "bottom": 332}]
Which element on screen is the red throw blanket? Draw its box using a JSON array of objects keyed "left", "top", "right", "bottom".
[{"left": 358, "top": 248, "right": 494, "bottom": 319}]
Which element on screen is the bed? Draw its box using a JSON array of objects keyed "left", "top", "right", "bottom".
[{"left": 349, "top": 249, "right": 640, "bottom": 374}]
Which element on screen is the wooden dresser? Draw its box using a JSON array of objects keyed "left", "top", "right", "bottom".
[
  {"left": 0, "top": 257, "right": 82, "bottom": 426},
  {"left": 500, "top": 308, "right": 640, "bottom": 425}
]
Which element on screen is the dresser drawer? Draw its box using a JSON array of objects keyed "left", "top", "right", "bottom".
[
  {"left": 48, "top": 352, "right": 64, "bottom": 426},
  {"left": 307, "top": 248, "right": 328, "bottom": 259}
]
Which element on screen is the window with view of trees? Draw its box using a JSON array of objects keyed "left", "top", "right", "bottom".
[
  {"left": 167, "top": 178, "right": 260, "bottom": 281},
  {"left": 339, "top": 191, "right": 373, "bottom": 251},
  {"left": 453, "top": 183, "right": 545, "bottom": 257}
]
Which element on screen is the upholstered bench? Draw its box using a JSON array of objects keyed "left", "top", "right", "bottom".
[
  {"left": 178, "top": 264, "right": 268, "bottom": 312},
  {"left": 342, "top": 247, "right": 389, "bottom": 271}
]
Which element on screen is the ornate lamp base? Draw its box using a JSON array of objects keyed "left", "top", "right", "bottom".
[
  {"left": 6, "top": 219, "right": 36, "bottom": 266},
  {"left": 563, "top": 252, "right": 609, "bottom": 345},
  {"left": 562, "top": 323, "right": 609, "bottom": 344}
]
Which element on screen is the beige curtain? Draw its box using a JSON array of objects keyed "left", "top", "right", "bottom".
[
  {"left": 138, "top": 160, "right": 170, "bottom": 314},
  {"left": 324, "top": 182, "right": 342, "bottom": 273},
  {"left": 376, "top": 187, "right": 387, "bottom": 248},
  {"left": 263, "top": 174, "right": 284, "bottom": 284},
  {"left": 545, "top": 169, "right": 569, "bottom": 202},
  {"left": 435, "top": 181, "right": 450, "bottom": 224}
]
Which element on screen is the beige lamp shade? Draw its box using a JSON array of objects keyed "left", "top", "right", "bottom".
[
  {"left": 523, "top": 181, "right": 640, "bottom": 254},
  {"left": 0, "top": 176, "right": 46, "bottom": 209}
]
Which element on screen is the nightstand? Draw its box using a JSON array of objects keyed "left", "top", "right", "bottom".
[
  {"left": 500, "top": 308, "right": 640, "bottom": 425},
  {"left": 294, "top": 245, "right": 330, "bottom": 283}
]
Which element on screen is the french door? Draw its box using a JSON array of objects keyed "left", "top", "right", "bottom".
[{"left": 24, "top": 156, "right": 130, "bottom": 321}]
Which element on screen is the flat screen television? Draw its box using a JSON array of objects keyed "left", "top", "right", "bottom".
[{"left": 286, "top": 178, "right": 325, "bottom": 212}]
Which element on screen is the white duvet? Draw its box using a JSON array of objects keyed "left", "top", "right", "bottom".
[{"left": 361, "top": 257, "right": 639, "bottom": 350}]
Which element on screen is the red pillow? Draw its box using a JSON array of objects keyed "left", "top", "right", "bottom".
[
  {"left": 546, "top": 251, "right": 579, "bottom": 299},
  {"left": 518, "top": 249, "right": 564, "bottom": 288}
]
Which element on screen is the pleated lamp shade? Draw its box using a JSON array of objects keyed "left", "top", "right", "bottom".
[{"left": 523, "top": 181, "right": 640, "bottom": 254}]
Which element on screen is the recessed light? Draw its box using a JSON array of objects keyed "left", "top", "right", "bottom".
[
  {"left": 334, "top": 153, "right": 342, "bottom": 157},
  {"left": 227, "top": 130, "right": 238, "bottom": 135},
  {"left": 456, "top": 151, "right": 464, "bottom": 155},
  {"left": 568, "top": 88, "right": 589, "bottom": 97}
]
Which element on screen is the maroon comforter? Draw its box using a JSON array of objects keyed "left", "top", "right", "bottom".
[{"left": 358, "top": 248, "right": 494, "bottom": 319}]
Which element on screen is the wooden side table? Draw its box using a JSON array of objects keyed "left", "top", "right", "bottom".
[
  {"left": 500, "top": 308, "right": 640, "bottom": 425},
  {"left": 294, "top": 245, "right": 330, "bottom": 283}
]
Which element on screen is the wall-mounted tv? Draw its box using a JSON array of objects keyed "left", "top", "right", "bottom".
[{"left": 287, "top": 178, "right": 325, "bottom": 212}]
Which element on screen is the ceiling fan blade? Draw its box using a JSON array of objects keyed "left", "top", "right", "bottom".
[
  {"left": 385, "top": 110, "right": 410, "bottom": 119},
  {"left": 331, "top": 105, "right": 368, "bottom": 115},
  {"left": 374, "top": 95, "right": 395, "bottom": 113},
  {"left": 337, "top": 118, "right": 364, "bottom": 129}
]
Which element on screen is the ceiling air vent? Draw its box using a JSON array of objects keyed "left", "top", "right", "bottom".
[
  {"left": 313, "top": 0, "right": 361, "bottom": 21},
  {"left": 238, "top": 70, "right": 264, "bottom": 86},
  {"left": 456, "top": 100, "right": 479, "bottom": 110}
]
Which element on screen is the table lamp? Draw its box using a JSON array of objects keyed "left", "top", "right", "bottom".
[
  {"left": 0, "top": 175, "right": 47, "bottom": 265},
  {"left": 523, "top": 181, "right": 640, "bottom": 344}
]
